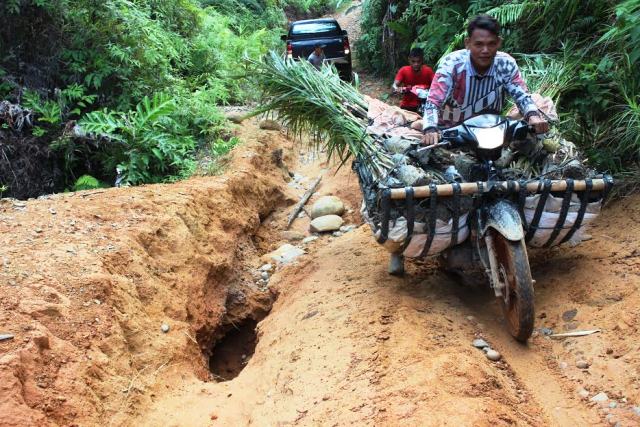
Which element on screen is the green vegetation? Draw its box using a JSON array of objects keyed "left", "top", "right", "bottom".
[
  {"left": 251, "top": 53, "right": 393, "bottom": 179},
  {"left": 0, "top": 0, "right": 340, "bottom": 197},
  {"left": 357, "top": 0, "right": 640, "bottom": 179}
]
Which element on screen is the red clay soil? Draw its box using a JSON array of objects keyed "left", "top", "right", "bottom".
[
  {"left": 1, "top": 112, "right": 640, "bottom": 426},
  {"left": 0, "top": 121, "right": 293, "bottom": 426}
]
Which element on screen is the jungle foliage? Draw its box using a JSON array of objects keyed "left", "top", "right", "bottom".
[
  {"left": 0, "top": 0, "right": 336, "bottom": 196},
  {"left": 357, "top": 0, "right": 640, "bottom": 178}
]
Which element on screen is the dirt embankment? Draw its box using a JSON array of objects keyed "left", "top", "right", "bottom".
[
  {"left": 2, "top": 115, "right": 640, "bottom": 426},
  {"left": 0, "top": 122, "right": 293, "bottom": 426}
]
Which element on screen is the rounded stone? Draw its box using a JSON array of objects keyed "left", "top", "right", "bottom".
[
  {"left": 261, "top": 272, "right": 269, "bottom": 280},
  {"left": 472, "top": 339, "right": 489, "bottom": 349},
  {"left": 485, "top": 349, "right": 501, "bottom": 361},
  {"left": 225, "top": 112, "right": 245, "bottom": 124},
  {"left": 310, "top": 196, "right": 345, "bottom": 219},
  {"left": 259, "top": 263, "right": 273, "bottom": 272},
  {"left": 259, "top": 119, "right": 281, "bottom": 130},
  {"left": 161, "top": 324, "right": 170, "bottom": 333},
  {"left": 576, "top": 360, "right": 590, "bottom": 369},
  {"left": 310, "top": 215, "right": 343, "bottom": 233}
]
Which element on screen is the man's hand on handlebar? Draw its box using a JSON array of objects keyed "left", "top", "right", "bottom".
[
  {"left": 528, "top": 115, "right": 549, "bottom": 134},
  {"left": 422, "top": 130, "right": 440, "bottom": 146}
]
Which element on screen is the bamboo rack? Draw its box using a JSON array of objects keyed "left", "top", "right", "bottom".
[{"left": 389, "top": 178, "right": 613, "bottom": 200}]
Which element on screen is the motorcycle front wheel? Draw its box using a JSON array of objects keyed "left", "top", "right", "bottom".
[{"left": 490, "top": 231, "right": 535, "bottom": 342}]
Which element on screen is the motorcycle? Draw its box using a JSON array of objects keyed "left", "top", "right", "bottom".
[{"left": 385, "top": 114, "right": 612, "bottom": 341}]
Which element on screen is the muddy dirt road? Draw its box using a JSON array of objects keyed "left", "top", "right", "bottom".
[
  {"left": 2, "top": 3, "right": 640, "bottom": 427},
  {"left": 2, "top": 115, "right": 640, "bottom": 427}
]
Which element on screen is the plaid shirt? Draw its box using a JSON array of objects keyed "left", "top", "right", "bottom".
[{"left": 423, "top": 49, "right": 538, "bottom": 130}]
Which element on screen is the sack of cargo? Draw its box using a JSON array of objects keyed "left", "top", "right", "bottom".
[
  {"left": 523, "top": 191, "right": 603, "bottom": 248},
  {"left": 361, "top": 201, "right": 470, "bottom": 257}
]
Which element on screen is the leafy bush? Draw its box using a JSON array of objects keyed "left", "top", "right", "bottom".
[
  {"left": 73, "top": 174, "right": 107, "bottom": 191},
  {"left": 1, "top": 0, "right": 328, "bottom": 196},
  {"left": 80, "top": 93, "right": 197, "bottom": 185}
]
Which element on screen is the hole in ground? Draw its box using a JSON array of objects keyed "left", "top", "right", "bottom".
[{"left": 208, "top": 319, "right": 258, "bottom": 381}]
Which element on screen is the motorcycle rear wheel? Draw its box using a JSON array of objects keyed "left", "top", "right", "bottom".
[{"left": 491, "top": 231, "right": 535, "bottom": 342}]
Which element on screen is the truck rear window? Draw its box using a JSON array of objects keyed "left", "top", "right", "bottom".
[{"left": 291, "top": 22, "right": 339, "bottom": 35}]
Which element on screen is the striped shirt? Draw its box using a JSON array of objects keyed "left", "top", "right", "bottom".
[{"left": 423, "top": 49, "right": 538, "bottom": 130}]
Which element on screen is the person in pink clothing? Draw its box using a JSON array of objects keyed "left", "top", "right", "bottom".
[
  {"left": 422, "top": 14, "right": 548, "bottom": 146},
  {"left": 392, "top": 48, "right": 435, "bottom": 112}
]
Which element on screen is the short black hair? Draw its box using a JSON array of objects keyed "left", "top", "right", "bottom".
[
  {"left": 467, "top": 14, "right": 500, "bottom": 37},
  {"left": 409, "top": 47, "right": 424, "bottom": 58}
]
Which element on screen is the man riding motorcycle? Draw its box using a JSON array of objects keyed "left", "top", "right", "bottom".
[
  {"left": 389, "top": 14, "right": 549, "bottom": 275},
  {"left": 421, "top": 14, "right": 548, "bottom": 146}
]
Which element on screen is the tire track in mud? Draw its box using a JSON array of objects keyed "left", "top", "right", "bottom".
[{"left": 456, "top": 286, "right": 603, "bottom": 426}]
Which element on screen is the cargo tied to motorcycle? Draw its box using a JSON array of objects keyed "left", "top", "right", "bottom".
[
  {"left": 252, "top": 53, "right": 614, "bottom": 342},
  {"left": 253, "top": 53, "right": 612, "bottom": 259}
]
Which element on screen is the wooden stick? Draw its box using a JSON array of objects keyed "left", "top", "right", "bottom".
[
  {"left": 389, "top": 178, "right": 610, "bottom": 200},
  {"left": 549, "top": 329, "right": 600, "bottom": 338},
  {"left": 286, "top": 175, "right": 322, "bottom": 229}
]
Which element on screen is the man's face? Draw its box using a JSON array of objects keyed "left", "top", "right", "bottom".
[
  {"left": 409, "top": 56, "right": 423, "bottom": 72},
  {"left": 465, "top": 29, "right": 501, "bottom": 72}
]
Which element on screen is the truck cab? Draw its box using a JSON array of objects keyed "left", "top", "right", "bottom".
[{"left": 281, "top": 18, "right": 352, "bottom": 81}]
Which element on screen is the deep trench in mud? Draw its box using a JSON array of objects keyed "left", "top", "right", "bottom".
[{"left": 208, "top": 318, "right": 259, "bottom": 381}]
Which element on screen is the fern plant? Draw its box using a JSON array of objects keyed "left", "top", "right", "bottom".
[
  {"left": 80, "top": 93, "right": 196, "bottom": 185},
  {"left": 73, "top": 174, "right": 106, "bottom": 191}
]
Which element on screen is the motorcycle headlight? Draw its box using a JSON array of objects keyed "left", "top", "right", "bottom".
[{"left": 471, "top": 126, "right": 505, "bottom": 149}]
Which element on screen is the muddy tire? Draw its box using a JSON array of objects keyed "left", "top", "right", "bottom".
[{"left": 491, "top": 232, "right": 535, "bottom": 342}]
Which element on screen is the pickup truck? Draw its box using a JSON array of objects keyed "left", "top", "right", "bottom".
[{"left": 280, "top": 18, "right": 352, "bottom": 81}]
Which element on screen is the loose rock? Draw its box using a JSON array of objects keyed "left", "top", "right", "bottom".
[
  {"left": 226, "top": 112, "right": 245, "bottom": 123},
  {"left": 310, "top": 215, "right": 343, "bottom": 233},
  {"left": 591, "top": 392, "right": 609, "bottom": 403},
  {"left": 302, "top": 236, "right": 318, "bottom": 244},
  {"left": 161, "top": 324, "right": 170, "bottom": 333},
  {"left": 259, "top": 119, "right": 281, "bottom": 130},
  {"left": 339, "top": 225, "right": 356, "bottom": 233},
  {"left": 332, "top": 231, "right": 343, "bottom": 237},
  {"left": 562, "top": 308, "right": 578, "bottom": 322},
  {"left": 576, "top": 360, "right": 590, "bottom": 369},
  {"left": 540, "top": 327, "right": 554, "bottom": 336},
  {"left": 259, "top": 263, "right": 273, "bottom": 272},
  {"left": 263, "top": 244, "right": 305, "bottom": 264},
  {"left": 578, "top": 388, "right": 589, "bottom": 399},
  {"left": 261, "top": 272, "right": 269, "bottom": 280},
  {"left": 0, "top": 333, "right": 14, "bottom": 341},
  {"left": 609, "top": 401, "right": 617, "bottom": 409},
  {"left": 485, "top": 349, "right": 501, "bottom": 361},
  {"left": 310, "top": 196, "right": 345, "bottom": 219},
  {"left": 472, "top": 338, "right": 489, "bottom": 349}
]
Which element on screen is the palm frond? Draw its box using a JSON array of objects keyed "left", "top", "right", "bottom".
[{"left": 249, "top": 52, "right": 394, "bottom": 180}]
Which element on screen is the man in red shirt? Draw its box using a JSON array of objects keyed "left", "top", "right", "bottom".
[{"left": 392, "top": 48, "right": 435, "bottom": 112}]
